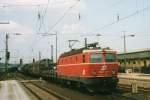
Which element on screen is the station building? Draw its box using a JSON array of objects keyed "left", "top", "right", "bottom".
[{"left": 117, "top": 49, "right": 150, "bottom": 73}]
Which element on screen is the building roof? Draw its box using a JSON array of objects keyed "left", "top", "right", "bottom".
[
  {"left": 117, "top": 49, "right": 150, "bottom": 59},
  {"left": 118, "top": 48, "right": 150, "bottom": 54}
]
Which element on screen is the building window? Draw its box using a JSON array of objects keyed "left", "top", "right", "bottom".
[
  {"left": 128, "top": 61, "right": 130, "bottom": 64},
  {"left": 144, "top": 60, "right": 147, "bottom": 67},
  {"left": 138, "top": 60, "right": 141, "bottom": 64},
  {"left": 119, "top": 62, "right": 122, "bottom": 66},
  {"left": 133, "top": 61, "right": 136, "bottom": 64}
]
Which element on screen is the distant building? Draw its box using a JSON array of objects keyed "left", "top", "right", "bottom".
[
  {"left": 0, "top": 63, "right": 5, "bottom": 72},
  {"left": 117, "top": 49, "right": 150, "bottom": 73},
  {"left": 0, "top": 63, "right": 18, "bottom": 72}
]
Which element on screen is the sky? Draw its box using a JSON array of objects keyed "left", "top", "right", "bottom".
[{"left": 0, "top": 0, "right": 150, "bottom": 63}]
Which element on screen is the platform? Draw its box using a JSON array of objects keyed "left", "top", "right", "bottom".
[
  {"left": 0, "top": 80, "right": 31, "bottom": 100},
  {"left": 118, "top": 73, "right": 150, "bottom": 90}
]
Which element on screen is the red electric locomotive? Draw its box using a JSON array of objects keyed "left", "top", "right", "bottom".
[{"left": 57, "top": 43, "right": 119, "bottom": 92}]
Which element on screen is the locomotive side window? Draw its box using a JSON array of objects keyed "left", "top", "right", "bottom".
[
  {"left": 90, "top": 54, "right": 102, "bottom": 63},
  {"left": 105, "top": 53, "right": 116, "bottom": 62},
  {"left": 83, "top": 55, "right": 85, "bottom": 63},
  {"left": 76, "top": 56, "right": 78, "bottom": 63}
]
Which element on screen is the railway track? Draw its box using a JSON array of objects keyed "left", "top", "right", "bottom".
[
  {"left": 22, "top": 81, "right": 69, "bottom": 100},
  {"left": 109, "top": 84, "right": 150, "bottom": 100},
  {"left": 118, "top": 84, "right": 150, "bottom": 92},
  {"left": 18, "top": 73, "right": 149, "bottom": 100}
]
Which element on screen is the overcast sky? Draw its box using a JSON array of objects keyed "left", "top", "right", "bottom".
[{"left": 0, "top": 0, "right": 150, "bottom": 63}]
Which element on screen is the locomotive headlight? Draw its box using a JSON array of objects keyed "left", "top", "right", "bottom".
[
  {"left": 112, "top": 69, "right": 116, "bottom": 74},
  {"left": 82, "top": 69, "right": 86, "bottom": 75},
  {"left": 101, "top": 65, "right": 108, "bottom": 71}
]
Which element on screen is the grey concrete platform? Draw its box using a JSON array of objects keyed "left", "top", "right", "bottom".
[
  {"left": 0, "top": 80, "right": 31, "bottom": 100},
  {"left": 118, "top": 73, "right": 150, "bottom": 89}
]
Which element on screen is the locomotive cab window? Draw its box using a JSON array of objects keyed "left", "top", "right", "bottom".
[
  {"left": 90, "top": 54, "right": 102, "bottom": 63},
  {"left": 105, "top": 53, "right": 116, "bottom": 62}
]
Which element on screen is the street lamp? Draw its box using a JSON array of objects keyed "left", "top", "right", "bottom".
[
  {"left": 123, "top": 34, "right": 135, "bottom": 53},
  {"left": 96, "top": 33, "right": 102, "bottom": 37},
  {"left": 80, "top": 33, "right": 102, "bottom": 37},
  {"left": 122, "top": 33, "right": 135, "bottom": 72},
  {"left": 0, "top": 21, "right": 9, "bottom": 24},
  {"left": 14, "top": 33, "right": 23, "bottom": 35}
]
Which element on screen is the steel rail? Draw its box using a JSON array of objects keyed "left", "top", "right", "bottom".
[{"left": 22, "top": 82, "right": 69, "bottom": 100}]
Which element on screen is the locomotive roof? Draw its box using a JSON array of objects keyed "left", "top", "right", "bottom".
[
  {"left": 60, "top": 48, "right": 85, "bottom": 58},
  {"left": 83, "top": 49, "right": 115, "bottom": 53},
  {"left": 60, "top": 47, "right": 115, "bottom": 58}
]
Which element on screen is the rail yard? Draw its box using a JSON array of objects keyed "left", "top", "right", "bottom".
[
  {"left": 0, "top": 72, "right": 149, "bottom": 100},
  {"left": 0, "top": 0, "right": 150, "bottom": 100}
]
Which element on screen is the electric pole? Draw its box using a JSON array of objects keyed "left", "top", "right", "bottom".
[
  {"left": 0, "top": 22, "right": 9, "bottom": 73},
  {"left": 84, "top": 38, "right": 87, "bottom": 48},
  {"left": 122, "top": 31, "right": 135, "bottom": 72},
  {"left": 51, "top": 45, "right": 53, "bottom": 62},
  {"left": 39, "top": 51, "right": 41, "bottom": 61},
  {"left": 5, "top": 33, "right": 9, "bottom": 73},
  {"left": 123, "top": 33, "right": 127, "bottom": 72},
  {"left": 41, "top": 32, "right": 58, "bottom": 63},
  {"left": 56, "top": 32, "right": 58, "bottom": 63}
]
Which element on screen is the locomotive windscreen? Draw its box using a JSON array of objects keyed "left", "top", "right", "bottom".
[
  {"left": 90, "top": 54, "right": 102, "bottom": 63},
  {"left": 105, "top": 53, "right": 116, "bottom": 62}
]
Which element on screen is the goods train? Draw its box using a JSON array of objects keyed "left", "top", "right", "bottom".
[
  {"left": 21, "top": 43, "right": 119, "bottom": 92},
  {"left": 21, "top": 59, "right": 56, "bottom": 80}
]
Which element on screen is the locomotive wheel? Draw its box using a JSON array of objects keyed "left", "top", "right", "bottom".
[
  {"left": 110, "top": 83, "right": 117, "bottom": 91},
  {"left": 60, "top": 79, "right": 66, "bottom": 87},
  {"left": 76, "top": 82, "right": 81, "bottom": 88},
  {"left": 85, "top": 86, "right": 94, "bottom": 94}
]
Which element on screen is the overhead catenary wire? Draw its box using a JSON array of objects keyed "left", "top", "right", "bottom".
[
  {"left": 32, "top": 0, "right": 80, "bottom": 54},
  {"left": 29, "top": 0, "right": 51, "bottom": 54},
  {"left": 35, "top": 0, "right": 50, "bottom": 33},
  {"left": 47, "top": 0, "right": 80, "bottom": 32},
  {"left": 0, "top": 0, "right": 77, "bottom": 8},
  {"left": 30, "top": 0, "right": 80, "bottom": 57},
  {"left": 109, "top": 0, "right": 124, "bottom": 8},
  {"left": 43, "top": 0, "right": 50, "bottom": 18},
  {"left": 1, "top": 1, "right": 149, "bottom": 62},
  {"left": 37, "top": 5, "right": 43, "bottom": 32},
  {"left": 41, "top": 0, "right": 50, "bottom": 33},
  {"left": 0, "top": 4, "right": 47, "bottom": 8},
  {"left": 89, "top": 5, "right": 150, "bottom": 33}
]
